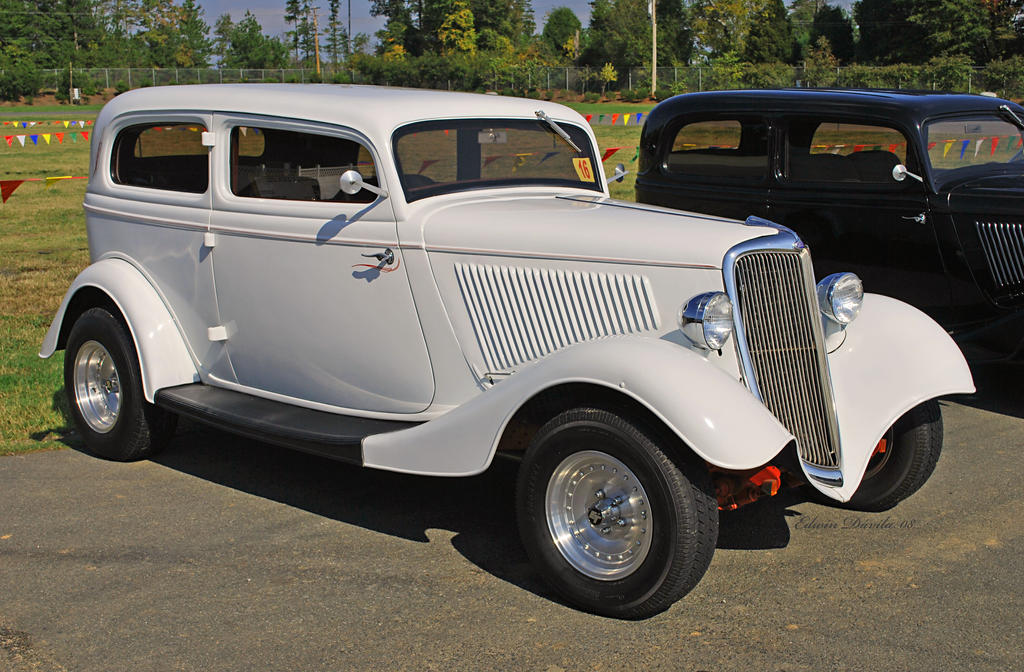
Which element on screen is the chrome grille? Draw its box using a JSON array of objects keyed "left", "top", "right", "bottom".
[
  {"left": 976, "top": 221, "right": 1024, "bottom": 290},
  {"left": 732, "top": 250, "right": 840, "bottom": 469}
]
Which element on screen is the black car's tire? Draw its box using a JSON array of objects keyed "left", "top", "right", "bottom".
[
  {"left": 516, "top": 408, "right": 718, "bottom": 619},
  {"left": 842, "top": 400, "right": 943, "bottom": 512},
  {"left": 64, "top": 307, "right": 177, "bottom": 461}
]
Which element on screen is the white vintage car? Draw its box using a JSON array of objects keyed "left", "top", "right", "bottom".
[{"left": 42, "top": 84, "right": 974, "bottom": 618}]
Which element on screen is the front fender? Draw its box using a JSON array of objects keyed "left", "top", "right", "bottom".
[
  {"left": 816, "top": 293, "right": 975, "bottom": 501},
  {"left": 39, "top": 258, "right": 198, "bottom": 402},
  {"left": 363, "top": 337, "right": 793, "bottom": 476}
]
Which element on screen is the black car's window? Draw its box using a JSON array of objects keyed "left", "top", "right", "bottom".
[
  {"left": 788, "top": 121, "right": 908, "bottom": 184},
  {"left": 663, "top": 119, "right": 768, "bottom": 179},
  {"left": 112, "top": 123, "right": 208, "bottom": 193},
  {"left": 231, "top": 126, "right": 378, "bottom": 203},
  {"left": 925, "top": 117, "right": 1023, "bottom": 178}
]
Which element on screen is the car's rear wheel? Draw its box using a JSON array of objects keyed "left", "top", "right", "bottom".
[
  {"left": 64, "top": 307, "right": 176, "bottom": 461},
  {"left": 842, "top": 400, "right": 943, "bottom": 512},
  {"left": 516, "top": 408, "right": 718, "bottom": 619}
]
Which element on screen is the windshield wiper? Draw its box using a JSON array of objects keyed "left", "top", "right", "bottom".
[
  {"left": 999, "top": 104, "right": 1024, "bottom": 130},
  {"left": 535, "top": 109, "right": 581, "bottom": 153}
]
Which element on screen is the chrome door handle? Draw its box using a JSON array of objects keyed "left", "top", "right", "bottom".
[
  {"left": 902, "top": 213, "right": 927, "bottom": 224},
  {"left": 361, "top": 248, "right": 395, "bottom": 265}
]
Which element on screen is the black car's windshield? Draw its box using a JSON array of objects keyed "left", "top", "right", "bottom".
[
  {"left": 924, "top": 116, "right": 1024, "bottom": 181},
  {"left": 393, "top": 118, "right": 602, "bottom": 202}
]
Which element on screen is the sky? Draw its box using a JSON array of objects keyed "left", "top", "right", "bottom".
[{"left": 198, "top": 0, "right": 595, "bottom": 42}]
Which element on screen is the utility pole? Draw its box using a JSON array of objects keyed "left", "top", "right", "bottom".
[
  {"left": 69, "top": 62, "right": 73, "bottom": 104},
  {"left": 650, "top": 0, "right": 657, "bottom": 98},
  {"left": 312, "top": 7, "right": 322, "bottom": 77}
]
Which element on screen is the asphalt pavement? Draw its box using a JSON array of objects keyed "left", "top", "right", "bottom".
[{"left": 2, "top": 365, "right": 1022, "bottom": 671}]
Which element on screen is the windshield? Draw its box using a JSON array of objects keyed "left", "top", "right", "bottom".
[
  {"left": 393, "top": 118, "right": 602, "bottom": 201},
  {"left": 924, "top": 116, "right": 1024, "bottom": 181}
]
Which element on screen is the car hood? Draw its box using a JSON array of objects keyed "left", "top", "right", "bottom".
[
  {"left": 418, "top": 193, "right": 777, "bottom": 270},
  {"left": 946, "top": 173, "right": 1024, "bottom": 216}
]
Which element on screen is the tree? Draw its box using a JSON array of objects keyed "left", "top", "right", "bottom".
[
  {"left": 690, "top": 0, "right": 768, "bottom": 59},
  {"left": 542, "top": 7, "right": 581, "bottom": 58},
  {"left": 437, "top": 0, "right": 476, "bottom": 54},
  {"left": 655, "top": 0, "right": 694, "bottom": 66},
  {"left": 581, "top": 0, "right": 652, "bottom": 67},
  {"left": 803, "top": 34, "right": 837, "bottom": 85},
  {"left": 325, "top": 0, "right": 348, "bottom": 64},
  {"left": 908, "top": 0, "right": 1013, "bottom": 63},
  {"left": 598, "top": 62, "right": 616, "bottom": 93},
  {"left": 853, "top": 0, "right": 927, "bottom": 64},
  {"left": 177, "top": 0, "right": 212, "bottom": 67},
  {"left": 744, "top": 0, "right": 793, "bottom": 63},
  {"left": 221, "top": 10, "right": 288, "bottom": 68},
  {"left": 809, "top": 3, "right": 853, "bottom": 63}
]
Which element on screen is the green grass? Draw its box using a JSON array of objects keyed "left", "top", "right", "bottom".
[
  {"left": 0, "top": 104, "right": 105, "bottom": 115},
  {"left": 0, "top": 102, "right": 644, "bottom": 455}
]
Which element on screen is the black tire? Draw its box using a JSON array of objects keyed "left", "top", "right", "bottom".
[
  {"left": 842, "top": 400, "right": 943, "bottom": 512},
  {"left": 64, "top": 307, "right": 177, "bottom": 461},
  {"left": 516, "top": 408, "right": 718, "bottom": 619}
]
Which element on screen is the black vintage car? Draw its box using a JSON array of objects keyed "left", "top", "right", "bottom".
[{"left": 636, "top": 89, "right": 1024, "bottom": 361}]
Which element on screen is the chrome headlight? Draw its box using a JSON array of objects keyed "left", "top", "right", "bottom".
[
  {"left": 816, "top": 272, "right": 863, "bottom": 325},
  {"left": 679, "top": 292, "right": 734, "bottom": 350}
]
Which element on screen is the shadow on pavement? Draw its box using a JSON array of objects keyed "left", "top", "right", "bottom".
[
  {"left": 145, "top": 421, "right": 806, "bottom": 606},
  {"left": 958, "top": 362, "right": 1024, "bottom": 419}
]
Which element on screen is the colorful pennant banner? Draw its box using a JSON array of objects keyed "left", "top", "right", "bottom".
[
  {"left": 2, "top": 130, "right": 90, "bottom": 147},
  {"left": 0, "top": 175, "right": 87, "bottom": 204}
]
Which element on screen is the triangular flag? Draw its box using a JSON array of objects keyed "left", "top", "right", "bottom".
[
  {"left": 623, "top": 114, "right": 631, "bottom": 126},
  {"left": 975, "top": 139, "right": 984, "bottom": 157},
  {"left": 598, "top": 114, "right": 606, "bottom": 124},
  {"left": 45, "top": 176, "right": 72, "bottom": 189},
  {"left": 853, "top": 144, "right": 865, "bottom": 152},
  {"left": 28, "top": 121, "right": 37, "bottom": 127},
  {"left": 630, "top": 146, "right": 639, "bottom": 162},
  {"left": 240, "top": 127, "right": 248, "bottom": 136},
  {"left": 926, "top": 142, "right": 936, "bottom": 151},
  {"left": 991, "top": 137, "right": 999, "bottom": 155},
  {"left": 3, "top": 136, "right": 11, "bottom": 147},
  {"left": 30, "top": 135, "right": 38, "bottom": 145},
  {"left": 960, "top": 139, "right": 969, "bottom": 159},
  {"left": 601, "top": 147, "right": 622, "bottom": 162},
  {"left": 21, "top": 122, "right": 28, "bottom": 128},
  {"left": 16, "top": 135, "right": 25, "bottom": 147},
  {"left": 889, "top": 143, "right": 898, "bottom": 153},
  {"left": 585, "top": 114, "right": 593, "bottom": 123},
  {"left": 483, "top": 155, "right": 502, "bottom": 168},
  {"left": 635, "top": 113, "right": 643, "bottom": 125},
  {"left": 539, "top": 151, "right": 559, "bottom": 164},
  {"left": 81, "top": 131, "right": 90, "bottom": 140},
  {"left": 417, "top": 159, "right": 439, "bottom": 174},
  {"left": 63, "top": 121, "right": 69, "bottom": 128},
  {"left": 611, "top": 113, "right": 620, "bottom": 125},
  {"left": 943, "top": 140, "right": 954, "bottom": 158},
  {"left": 42, "top": 134, "right": 51, "bottom": 144},
  {"left": 1, "top": 180, "right": 26, "bottom": 203},
  {"left": 55, "top": 133, "right": 64, "bottom": 144}
]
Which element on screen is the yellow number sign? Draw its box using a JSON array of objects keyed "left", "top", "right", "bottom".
[{"left": 572, "top": 157, "right": 596, "bottom": 182}]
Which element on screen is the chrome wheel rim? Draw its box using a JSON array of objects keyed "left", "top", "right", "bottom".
[
  {"left": 73, "top": 340, "right": 121, "bottom": 433},
  {"left": 545, "top": 450, "right": 653, "bottom": 581}
]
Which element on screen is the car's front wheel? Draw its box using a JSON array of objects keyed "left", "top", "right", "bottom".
[
  {"left": 843, "top": 400, "right": 943, "bottom": 512},
  {"left": 516, "top": 408, "right": 718, "bottom": 619},
  {"left": 64, "top": 307, "right": 177, "bottom": 461}
]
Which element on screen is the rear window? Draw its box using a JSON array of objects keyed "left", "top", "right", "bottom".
[
  {"left": 111, "top": 123, "right": 208, "bottom": 193},
  {"left": 663, "top": 119, "right": 768, "bottom": 180},
  {"left": 787, "top": 121, "right": 908, "bottom": 184}
]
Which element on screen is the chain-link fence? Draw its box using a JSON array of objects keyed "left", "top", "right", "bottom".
[{"left": 14, "top": 63, "right": 1024, "bottom": 102}]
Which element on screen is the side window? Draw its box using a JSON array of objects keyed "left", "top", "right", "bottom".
[
  {"left": 788, "top": 121, "right": 908, "bottom": 184},
  {"left": 111, "top": 123, "right": 208, "bottom": 193},
  {"left": 663, "top": 118, "right": 768, "bottom": 179},
  {"left": 230, "top": 126, "right": 378, "bottom": 203}
]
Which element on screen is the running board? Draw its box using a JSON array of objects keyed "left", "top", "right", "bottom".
[{"left": 154, "top": 384, "right": 421, "bottom": 465}]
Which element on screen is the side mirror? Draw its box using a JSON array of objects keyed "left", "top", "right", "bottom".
[
  {"left": 339, "top": 170, "right": 388, "bottom": 198},
  {"left": 606, "top": 162, "right": 628, "bottom": 184},
  {"left": 892, "top": 164, "right": 924, "bottom": 184}
]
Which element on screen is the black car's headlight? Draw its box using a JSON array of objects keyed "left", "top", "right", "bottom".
[
  {"left": 816, "top": 273, "right": 863, "bottom": 325},
  {"left": 679, "top": 292, "right": 734, "bottom": 350}
]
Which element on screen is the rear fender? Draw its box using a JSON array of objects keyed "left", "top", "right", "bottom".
[
  {"left": 39, "top": 258, "right": 198, "bottom": 402},
  {"left": 363, "top": 337, "right": 793, "bottom": 477}
]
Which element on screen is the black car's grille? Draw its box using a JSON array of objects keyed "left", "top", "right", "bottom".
[
  {"left": 732, "top": 250, "right": 840, "bottom": 469},
  {"left": 976, "top": 220, "right": 1024, "bottom": 292}
]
